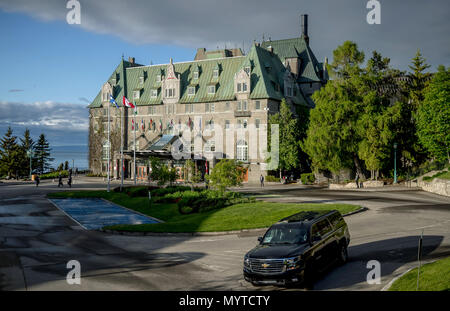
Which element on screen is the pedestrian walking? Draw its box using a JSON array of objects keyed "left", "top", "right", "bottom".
[
  {"left": 260, "top": 174, "right": 264, "bottom": 187},
  {"left": 68, "top": 175, "right": 72, "bottom": 188},
  {"left": 355, "top": 173, "right": 360, "bottom": 189},
  {"left": 58, "top": 174, "right": 63, "bottom": 188},
  {"left": 35, "top": 175, "right": 40, "bottom": 187}
]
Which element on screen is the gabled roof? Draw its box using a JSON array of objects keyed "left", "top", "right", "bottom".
[
  {"left": 89, "top": 39, "right": 320, "bottom": 109},
  {"left": 261, "top": 37, "right": 323, "bottom": 83}
]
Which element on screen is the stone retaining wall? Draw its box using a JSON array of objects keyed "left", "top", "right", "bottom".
[{"left": 419, "top": 178, "right": 450, "bottom": 197}]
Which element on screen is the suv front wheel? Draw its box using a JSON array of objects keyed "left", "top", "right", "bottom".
[{"left": 338, "top": 244, "right": 348, "bottom": 264}]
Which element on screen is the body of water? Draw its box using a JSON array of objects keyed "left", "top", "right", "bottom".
[{"left": 49, "top": 145, "right": 89, "bottom": 170}]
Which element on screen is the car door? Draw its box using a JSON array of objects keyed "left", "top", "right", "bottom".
[{"left": 310, "top": 221, "right": 327, "bottom": 269}]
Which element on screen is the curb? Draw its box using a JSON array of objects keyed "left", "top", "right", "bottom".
[{"left": 100, "top": 205, "right": 369, "bottom": 237}]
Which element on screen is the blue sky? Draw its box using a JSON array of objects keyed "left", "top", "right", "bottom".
[
  {"left": 0, "top": 10, "right": 195, "bottom": 105},
  {"left": 0, "top": 0, "right": 448, "bottom": 149}
]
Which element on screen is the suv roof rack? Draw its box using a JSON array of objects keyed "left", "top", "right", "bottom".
[{"left": 278, "top": 210, "right": 336, "bottom": 224}]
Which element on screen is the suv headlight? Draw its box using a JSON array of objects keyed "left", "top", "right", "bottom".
[
  {"left": 285, "top": 256, "right": 302, "bottom": 270},
  {"left": 244, "top": 256, "right": 251, "bottom": 269}
]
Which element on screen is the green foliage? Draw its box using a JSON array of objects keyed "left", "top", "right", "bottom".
[
  {"left": 40, "top": 170, "right": 69, "bottom": 179},
  {"left": 148, "top": 156, "right": 179, "bottom": 186},
  {"left": 300, "top": 173, "right": 315, "bottom": 184},
  {"left": 422, "top": 171, "right": 450, "bottom": 182},
  {"left": 207, "top": 159, "right": 244, "bottom": 193},
  {"left": 265, "top": 175, "right": 280, "bottom": 182},
  {"left": 34, "top": 133, "right": 53, "bottom": 174},
  {"left": 0, "top": 127, "right": 22, "bottom": 178},
  {"left": 329, "top": 40, "right": 365, "bottom": 79},
  {"left": 408, "top": 49, "right": 432, "bottom": 109},
  {"left": 269, "top": 99, "right": 302, "bottom": 175},
  {"left": 416, "top": 66, "right": 450, "bottom": 162}
]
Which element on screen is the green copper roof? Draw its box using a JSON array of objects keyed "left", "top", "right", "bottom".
[
  {"left": 89, "top": 39, "right": 319, "bottom": 109},
  {"left": 261, "top": 37, "right": 323, "bottom": 83}
]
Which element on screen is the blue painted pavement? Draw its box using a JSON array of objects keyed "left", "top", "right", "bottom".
[{"left": 50, "top": 198, "right": 159, "bottom": 230}]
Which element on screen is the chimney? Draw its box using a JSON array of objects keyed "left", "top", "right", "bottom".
[{"left": 301, "top": 14, "right": 309, "bottom": 45}]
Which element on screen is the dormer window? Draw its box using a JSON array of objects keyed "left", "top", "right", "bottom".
[
  {"left": 151, "top": 89, "right": 158, "bottom": 98},
  {"left": 208, "top": 85, "right": 216, "bottom": 94},
  {"left": 165, "top": 88, "right": 176, "bottom": 98},
  {"left": 188, "top": 86, "right": 196, "bottom": 96},
  {"left": 156, "top": 74, "right": 161, "bottom": 82},
  {"left": 133, "top": 90, "right": 140, "bottom": 100},
  {"left": 213, "top": 69, "right": 219, "bottom": 78},
  {"left": 139, "top": 76, "right": 144, "bottom": 84},
  {"left": 237, "top": 82, "right": 248, "bottom": 93},
  {"left": 193, "top": 71, "right": 199, "bottom": 80}
]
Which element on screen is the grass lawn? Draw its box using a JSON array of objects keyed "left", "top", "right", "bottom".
[
  {"left": 47, "top": 190, "right": 362, "bottom": 233},
  {"left": 389, "top": 256, "right": 450, "bottom": 291},
  {"left": 423, "top": 171, "right": 450, "bottom": 182}
]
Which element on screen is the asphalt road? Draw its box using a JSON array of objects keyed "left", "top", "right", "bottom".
[{"left": 0, "top": 178, "right": 449, "bottom": 291}]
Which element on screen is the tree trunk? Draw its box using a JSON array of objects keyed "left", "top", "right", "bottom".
[{"left": 353, "top": 155, "right": 363, "bottom": 180}]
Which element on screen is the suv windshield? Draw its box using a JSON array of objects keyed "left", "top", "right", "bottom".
[{"left": 262, "top": 226, "right": 308, "bottom": 245}]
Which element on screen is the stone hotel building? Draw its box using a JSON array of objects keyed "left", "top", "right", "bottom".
[{"left": 88, "top": 15, "right": 328, "bottom": 182}]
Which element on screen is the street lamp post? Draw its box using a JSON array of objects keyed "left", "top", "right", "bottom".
[{"left": 393, "top": 143, "right": 398, "bottom": 184}]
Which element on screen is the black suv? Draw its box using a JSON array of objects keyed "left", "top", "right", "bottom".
[{"left": 243, "top": 210, "right": 350, "bottom": 286}]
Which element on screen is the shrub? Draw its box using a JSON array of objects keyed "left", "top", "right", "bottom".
[
  {"left": 301, "top": 173, "right": 315, "bottom": 185},
  {"left": 39, "top": 170, "right": 69, "bottom": 180},
  {"left": 265, "top": 175, "right": 280, "bottom": 182}
]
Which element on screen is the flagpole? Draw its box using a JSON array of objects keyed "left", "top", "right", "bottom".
[
  {"left": 107, "top": 98, "right": 111, "bottom": 192},
  {"left": 120, "top": 106, "right": 124, "bottom": 191},
  {"left": 133, "top": 105, "right": 136, "bottom": 185}
]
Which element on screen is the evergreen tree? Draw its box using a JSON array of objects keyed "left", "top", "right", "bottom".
[
  {"left": 0, "top": 127, "right": 21, "bottom": 178},
  {"left": 34, "top": 134, "right": 54, "bottom": 174},
  {"left": 19, "top": 128, "right": 35, "bottom": 176},
  {"left": 269, "top": 99, "right": 302, "bottom": 178},
  {"left": 408, "top": 49, "right": 432, "bottom": 109},
  {"left": 64, "top": 161, "right": 69, "bottom": 171}
]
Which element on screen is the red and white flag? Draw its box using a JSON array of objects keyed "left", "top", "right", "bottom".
[{"left": 123, "top": 96, "right": 135, "bottom": 108}]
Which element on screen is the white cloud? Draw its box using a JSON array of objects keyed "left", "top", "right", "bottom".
[
  {"left": 0, "top": 0, "right": 448, "bottom": 69},
  {"left": 0, "top": 101, "right": 88, "bottom": 132}
]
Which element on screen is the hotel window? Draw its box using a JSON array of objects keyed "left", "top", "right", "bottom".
[
  {"left": 156, "top": 74, "right": 161, "bottom": 82},
  {"left": 237, "top": 83, "right": 242, "bottom": 92},
  {"left": 151, "top": 89, "right": 158, "bottom": 98},
  {"left": 206, "top": 120, "right": 214, "bottom": 130},
  {"left": 242, "top": 82, "right": 248, "bottom": 92},
  {"left": 185, "top": 104, "right": 193, "bottom": 114},
  {"left": 225, "top": 120, "right": 230, "bottom": 129},
  {"left": 242, "top": 100, "right": 248, "bottom": 111},
  {"left": 255, "top": 100, "right": 261, "bottom": 110},
  {"left": 208, "top": 85, "right": 215, "bottom": 94},
  {"left": 165, "top": 88, "right": 176, "bottom": 98},
  {"left": 225, "top": 102, "right": 230, "bottom": 111},
  {"left": 133, "top": 90, "right": 140, "bottom": 100},
  {"left": 193, "top": 71, "right": 199, "bottom": 80},
  {"left": 213, "top": 69, "right": 219, "bottom": 78},
  {"left": 188, "top": 86, "right": 196, "bottom": 95},
  {"left": 236, "top": 139, "right": 248, "bottom": 162},
  {"left": 205, "top": 140, "right": 215, "bottom": 152},
  {"left": 255, "top": 119, "right": 261, "bottom": 129},
  {"left": 210, "top": 103, "right": 215, "bottom": 112}
]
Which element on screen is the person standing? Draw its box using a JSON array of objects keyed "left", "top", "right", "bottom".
[
  {"left": 260, "top": 174, "right": 264, "bottom": 187},
  {"left": 68, "top": 175, "right": 72, "bottom": 188},
  {"left": 355, "top": 173, "right": 360, "bottom": 189},
  {"left": 35, "top": 175, "right": 40, "bottom": 187},
  {"left": 58, "top": 174, "right": 63, "bottom": 188}
]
